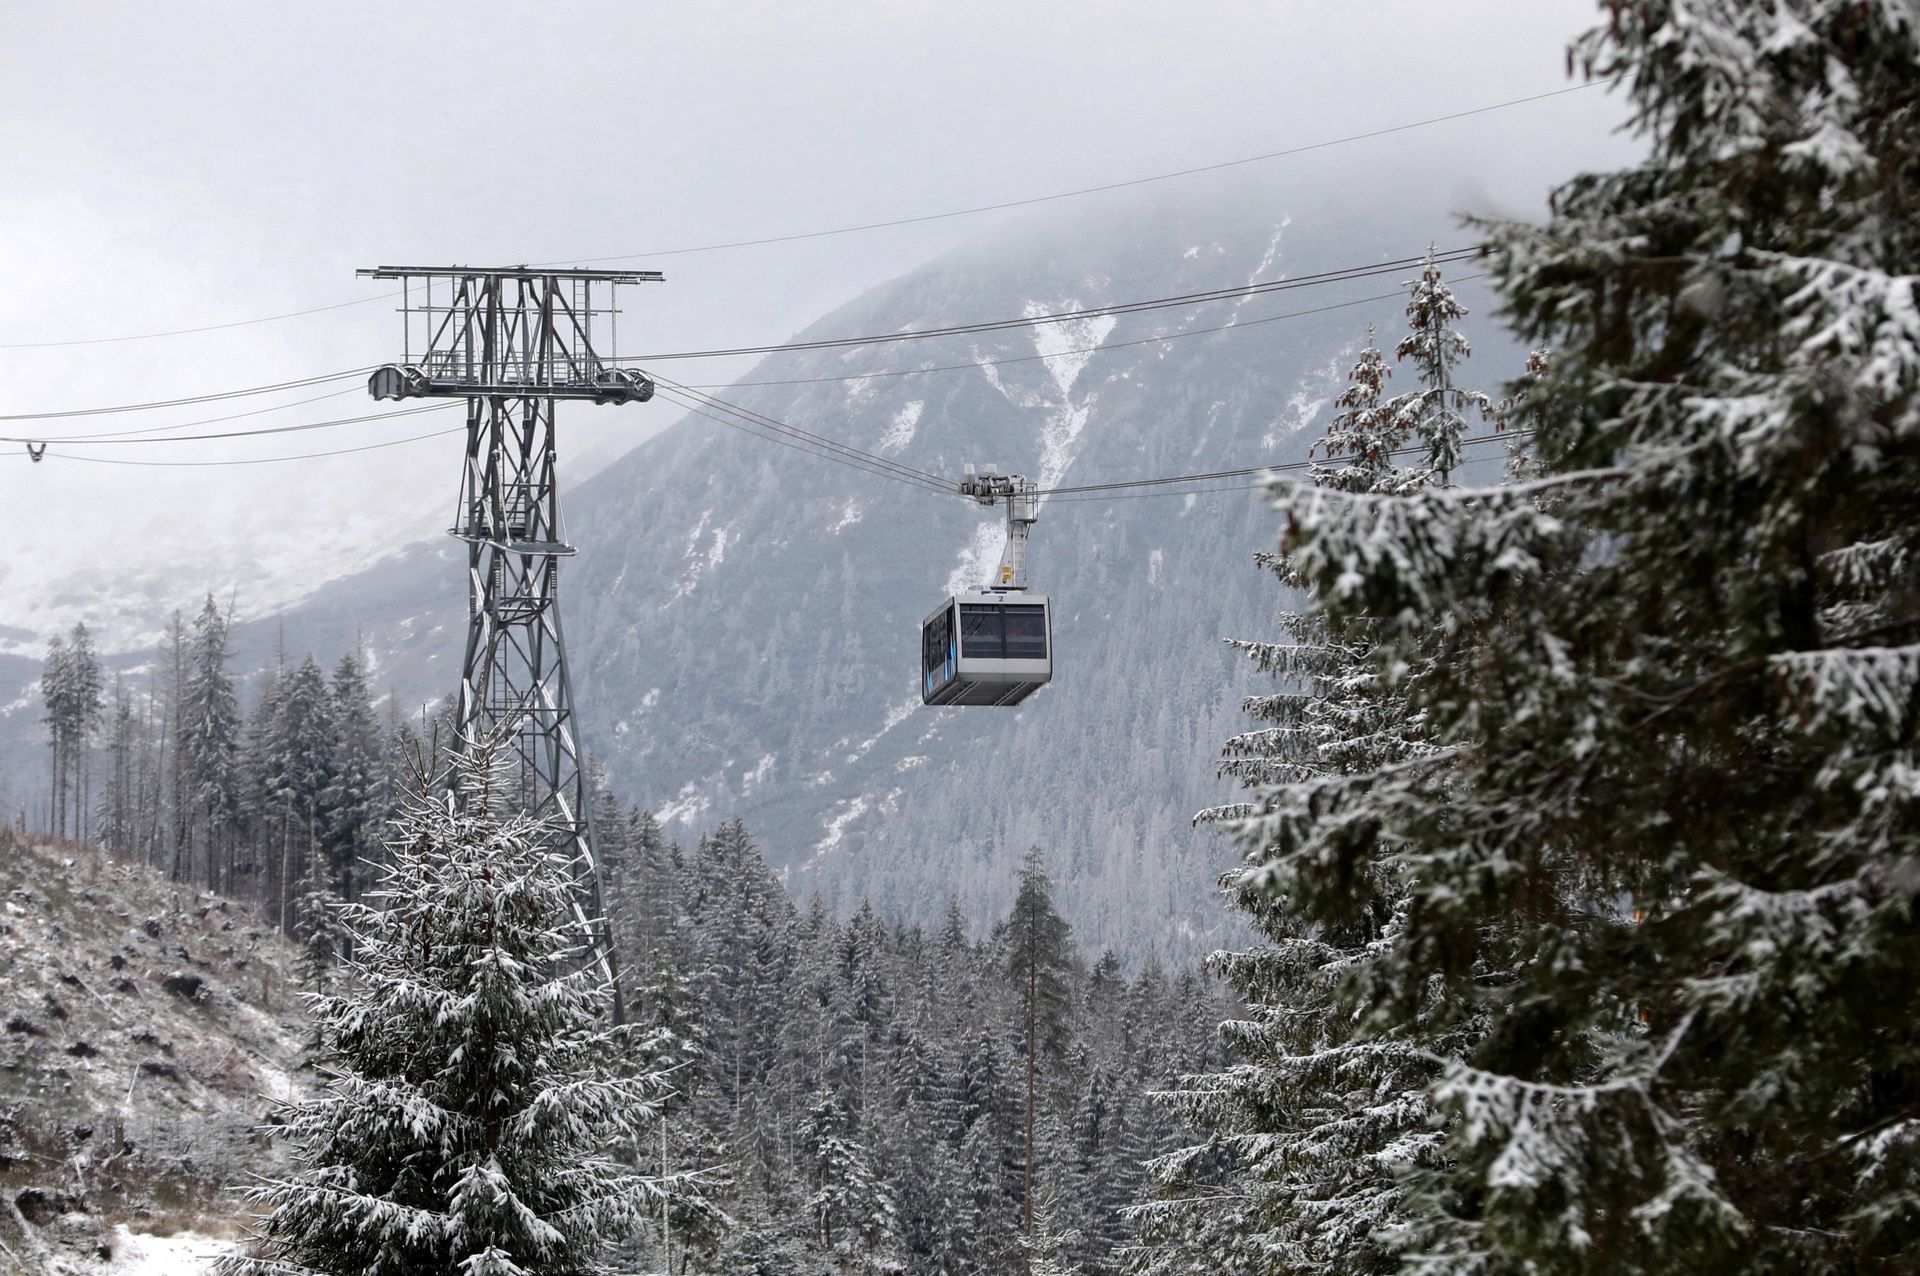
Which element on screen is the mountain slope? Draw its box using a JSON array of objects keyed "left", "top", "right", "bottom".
[{"left": 558, "top": 198, "right": 1492, "bottom": 958}]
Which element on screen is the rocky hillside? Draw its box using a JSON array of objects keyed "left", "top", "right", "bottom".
[{"left": 0, "top": 831, "right": 308, "bottom": 1273}]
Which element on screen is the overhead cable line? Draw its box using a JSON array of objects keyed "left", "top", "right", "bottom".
[
  {"left": 621, "top": 250, "right": 1478, "bottom": 362},
  {"left": 1045, "top": 481, "right": 1269, "bottom": 503},
  {"left": 0, "top": 296, "right": 390, "bottom": 351},
  {"left": 35, "top": 414, "right": 467, "bottom": 467},
  {"left": 681, "top": 280, "right": 1483, "bottom": 390},
  {"left": 4, "top": 78, "right": 1614, "bottom": 351},
  {"left": 0, "top": 402, "right": 449, "bottom": 447},
  {"left": 1039, "top": 429, "right": 1535, "bottom": 499},
  {"left": 0, "top": 367, "right": 372, "bottom": 421},
  {"left": 569, "top": 78, "right": 1620, "bottom": 264},
  {"left": 654, "top": 375, "right": 949, "bottom": 488},
  {"left": 656, "top": 383, "right": 951, "bottom": 491},
  {"left": 14, "top": 385, "right": 365, "bottom": 442},
  {"left": 652, "top": 386, "right": 950, "bottom": 495}
]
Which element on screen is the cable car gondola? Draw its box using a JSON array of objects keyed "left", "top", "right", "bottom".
[{"left": 921, "top": 468, "right": 1051, "bottom": 708}]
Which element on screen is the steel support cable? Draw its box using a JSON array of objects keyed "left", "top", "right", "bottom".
[
  {"left": 0, "top": 401, "right": 450, "bottom": 447},
  {"left": 35, "top": 411, "right": 468, "bottom": 467},
  {"left": 4, "top": 77, "right": 1617, "bottom": 351},
  {"left": 653, "top": 385, "right": 951, "bottom": 494},
  {"left": 1039, "top": 428, "right": 1536, "bottom": 500},
  {"left": 653, "top": 376, "right": 949, "bottom": 488},
  {"left": 679, "top": 280, "right": 1483, "bottom": 390},
  {"left": 660, "top": 378, "right": 947, "bottom": 484},
  {"left": 0, "top": 367, "right": 374, "bottom": 421},
  {"left": 652, "top": 387, "right": 949, "bottom": 495},
  {"left": 621, "top": 250, "right": 1479, "bottom": 363},
  {"left": 10, "top": 385, "right": 366, "bottom": 443},
  {"left": 0, "top": 296, "right": 391, "bottom": 350}
]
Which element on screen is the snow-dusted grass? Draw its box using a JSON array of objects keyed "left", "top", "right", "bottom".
[{"left": 102, "top": 1224, "right": 238, "bottom": 1274}]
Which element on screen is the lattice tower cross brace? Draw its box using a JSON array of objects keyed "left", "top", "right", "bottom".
[{"left": 357, "top": 265, "right": 662, "bottom": 1020}]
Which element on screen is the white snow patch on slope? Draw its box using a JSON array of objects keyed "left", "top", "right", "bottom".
[
  {"left": 254, "top": 1058, "right": 300, "bottom": 1103},
  {"left": 813, "top": 795, "right": 870, "bottom": 858},
  {"left": 1264, "top": 353, "right": 1345, "bottom": 449},
  {"left": 880, "top": 400, "right": 924, "bottom": 454},
  {"left": 848, "top": 697, "right": 919, "bottom": 762},
  {"left": 1149, "top": 548, "right": 1164, "bottom": 585},
  {"left": 975, "top": 354, "right": 1030, "bottom": 408},
  {"left": 832, "top": 500, "right": 863, "bottom": 533},
  {"left": 742, "top": 752, "right": 776, "bottom": 793},
  {"left": 611, "top": 687, "right": 662, "bottom": 737},
  {"left": 946, "top": 520, "right": 1005, "bottom": 597},
  {"left": 1027, "top": 306, "right": 1117, "bottom": 399},
  {"left": 1020, "top": 306, "right": 1117, "bottom": 492},
  {"left": 103, "top": 1225, "right": 237, "bottom": 1273},
  {"left": 671, "top": 517, "right": 731, "bottom": 598},
  {"left": 1038, "top": 399, "right": 1094, "bottom": 494},
  {"left": 656, "top": 782, "right": 710, "bottom": 826},
  {"left": 1240, "top": 220, "right": 1289, "bottom": 300},
  {"left": 682, "top": 509, "right": 713, "bottom": 558}
]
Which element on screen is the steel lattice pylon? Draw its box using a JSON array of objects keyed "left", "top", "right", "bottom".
[{"left": 357, "top": 264, "right": 662, "bottom": 1015}]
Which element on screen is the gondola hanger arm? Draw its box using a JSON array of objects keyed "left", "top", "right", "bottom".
[{"left": 958, "top": 464, "right": 1038, "bottom": 591}]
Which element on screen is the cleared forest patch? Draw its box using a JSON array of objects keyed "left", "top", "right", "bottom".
[{"left": 0, "top": 830, "right": 308, "bottom": 1271}]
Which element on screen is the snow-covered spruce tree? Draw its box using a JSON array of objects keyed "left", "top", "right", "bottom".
[
  {"left": 40, "top": 634, "right": 75, "bottom": 838},
  {"left": 293, "top": 839, "right": 348, "bottom": 1062},
  {"left": 1002, "top": 848, "right": 1077, "bottom": 1238},
  {"left": 1130, "top": 326, "right": 1467, "bottom": 1276},
  {"left": 321, "top": 649, "right": 383, "bottom": 905},
  {"left": 233, "top": 748, "right": 675, "bottom": 1276},
  {"left": 1385, "top": 250, "right": 1493, "bottom": 486},
  {"left": 180, "top": 594, "right": 242, "bottom": 887},
  {"left": 1019, "top": 1186, "right": 1086, "bottom": 1276},
  {"left": 1269, "top": 4, "right": 1920, "bottom": 1272},
  {"left": 799, "top": 1087, "right": 900, "bottom": 1272}
]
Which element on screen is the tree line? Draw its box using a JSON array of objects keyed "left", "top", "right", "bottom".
[
  {"left": 38, "top": 596, "right": 414, "bottom": 938},
  {"left": 595, "top": 815, "right": 1231, "bottom": 1273}
]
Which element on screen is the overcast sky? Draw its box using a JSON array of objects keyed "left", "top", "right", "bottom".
[{"left": 0, "top": 1, "right": 1638, "bottom": 652}]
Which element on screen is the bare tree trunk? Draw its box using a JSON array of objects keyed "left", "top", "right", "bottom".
[
  {"left": 279, "top": 802, "right": 293, "bottom": 934},
  {"left": 1025, "top": 903, "right": 1037, "bottom": 1240}
]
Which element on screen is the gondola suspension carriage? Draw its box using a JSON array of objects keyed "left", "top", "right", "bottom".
[{"left": 921, "top": 466, "right": 1052, "bottom": 707}]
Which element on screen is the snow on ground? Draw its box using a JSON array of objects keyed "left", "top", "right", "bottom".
[
  {"left": 1028, "top": 304, "right": 1116, "bottom": 400},
  {"left": 846, "top": 698, "right": 919, "bottom": 763},
  {"left": 945, "top": 519, "right": 1004, "bottom": 597},
  {"left": 102, "top": 1225, "right": 237, "bottom": 1274},
  {"left": 655, "top": 781, "right": 711, "bottom": 826},
  {"left": 811, "top": 795, "right": 870, "bottom": 859},
  {"left": 878, "top": 400, "right": 923, "bottom": 453}
]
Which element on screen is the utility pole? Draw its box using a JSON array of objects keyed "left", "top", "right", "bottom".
[{"left": 356, "top": 265, "right": 662, "bottom": 1015}]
